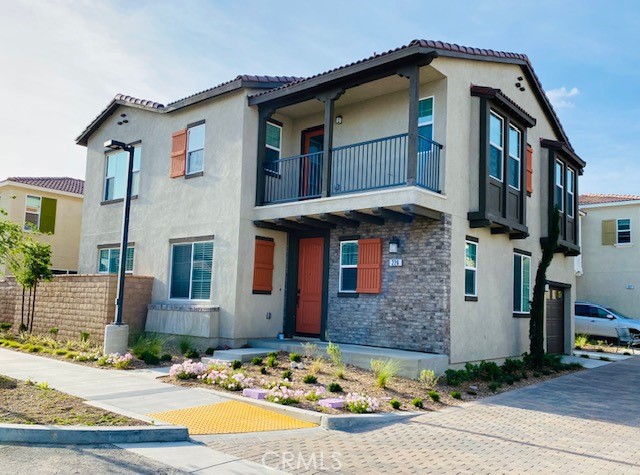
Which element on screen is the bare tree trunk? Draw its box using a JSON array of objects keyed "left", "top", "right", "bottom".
[
  {"left": 20, "top": 288, "right": 25, "bottom": 330},
  {"left": 25, "top": 288, "right": 32, "bottom": 332},
  {"left": 29, "top": 281, "right": 37, "bottom": 334}
]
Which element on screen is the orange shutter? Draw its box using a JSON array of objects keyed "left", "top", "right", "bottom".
[
  {"left": 526, "top": 144, "right": 533, "bottom": 194},
  {"left": 170, "top": 129, "right": 187, "bottom": 178},
  {"left": 253, "top": 238, "right": 275, "bottom": 293},
  {"left": 356, "top": 238, "right": 382, "bottom": 294}
]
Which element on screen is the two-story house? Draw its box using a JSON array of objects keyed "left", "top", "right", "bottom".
[
  {"left": 0, "top": 177, "right": 84, "bottom": 275},
  {"left": 76, "top": 39, "right": 584, "bottom": 365},
  {"left": 577, "top": 194, "right": 640, "bottom": 318}
]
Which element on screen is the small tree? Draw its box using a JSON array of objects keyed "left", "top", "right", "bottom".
[
  {"left": 0, "top": 207, "right": 23, "bottom": 269},
  {"left": 529, "top": 207, "right": 561, "bottom": 368}
]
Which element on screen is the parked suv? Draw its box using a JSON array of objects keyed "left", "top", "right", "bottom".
[{"left": 575, "top": 301, "right": 640, "bottom": 339}]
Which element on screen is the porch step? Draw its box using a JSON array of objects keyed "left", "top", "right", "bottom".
[
  {"left": 246, "top": 338, "right": 449, "bottom": 379},
  {"left": 206, "top": 348, "right": 271, "bottom": 363}
]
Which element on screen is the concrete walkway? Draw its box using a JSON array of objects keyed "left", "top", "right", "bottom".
[{"left": 0, "top": 348, "right": 285, "bottom": 474}]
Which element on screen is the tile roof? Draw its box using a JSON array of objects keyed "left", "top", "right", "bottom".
[
  {"left": 579, "top": 194, "right": 640, "bottom": 205},
  {"left": 5, "top": 177, "right": 84, "bottom": 195}
]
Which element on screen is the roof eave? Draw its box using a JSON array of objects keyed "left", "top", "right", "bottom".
[{"left": 541, "top": 138, "right": 586, "bottom": 170}]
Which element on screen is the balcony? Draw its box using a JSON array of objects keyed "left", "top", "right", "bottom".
[{"left": 261, "top": 133, "right": 443, "bottom": 205}]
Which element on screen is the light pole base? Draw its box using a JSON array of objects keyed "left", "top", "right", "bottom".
[{"left": 104, "top": 324, "right": 129, "bottom": 355}]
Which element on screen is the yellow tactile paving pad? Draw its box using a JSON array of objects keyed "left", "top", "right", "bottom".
[{"left": 148, "top": 401, "right": 317, "bottom": 435}]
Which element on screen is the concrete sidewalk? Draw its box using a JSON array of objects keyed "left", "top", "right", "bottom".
[{"left": 0, "top": 348, "right": 287, "bottom": 474}]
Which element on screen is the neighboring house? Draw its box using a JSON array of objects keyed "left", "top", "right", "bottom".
[
  {"left": 577, "top": 194, "right": 640, "bottom": 318},
  {"left": 0, "top": 177, "right": 84, "bottom": 274},
  {"left": 76, "top": 39, "right": 584, "bottom": 364}
]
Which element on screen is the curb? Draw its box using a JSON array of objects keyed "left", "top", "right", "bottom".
[{"left": 0, "top": 424, "right": 190, "bottom": 445}]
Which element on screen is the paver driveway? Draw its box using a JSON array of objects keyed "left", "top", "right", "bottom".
[{"left": 206, "top": 357, "right": 640, "bottom": 474}]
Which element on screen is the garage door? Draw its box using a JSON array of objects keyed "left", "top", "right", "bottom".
[{"left": 546, "top": 287, "right": 565, "bottom": 354}]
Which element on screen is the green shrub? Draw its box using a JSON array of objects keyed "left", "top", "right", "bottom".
[
  {"left": 504, "top": 375, "right": 516, "bottom": 385},
  {"left": 132, "top": 333, "right": 164, "bottom": 359},
  {"left": 450, "top": 390, "right": 462, "bottom": 400},
  {"left": 411, "top": 398, "right": 424, "bottom": 409},
  {"left": 565, "top": 362, "right": 583, "bottom": 370},
  {"left": 532, "top": 371, "right": 542, "bottom": 378},
  {"left": 205, "top": 347, "right": 215, "bottom": 356},
  {"left": 574, "top": 334, "right": 589, "bottom": 349},
  {"left": 25, "top": 344, "right": 42, "bottom": 353},
  {"left": 251, "top": 357, "right": 264, "bottom": 366},
  {"left": 179, "top": 336, "right": 193, "bottom": 355},
  {"left": 53, "top": 348, "right": 68, "bottom": 356},
  {"left": 444, "top": 369, "right": 468, "bottom": 386},
  {"left": 260, "top": 366, "right": 267, "bottom": 375},
  {"left": 326, "top": 342, "right": 343, "bottom": 367},
  {"left": 160, "top": 353, "right": 172, "bottom": 362},
  {"left": 282, "top": 369, "right": 293, "bottom": 380},
  {"left": 419, "top": 369, "right": 439, "bottom": 388},
  {"left": 327, "top": 382, "right": 343, "bottom": 393},
  {"left": 541, "top": 369, "right": 552, "bottom": 376},
  {"left": 428, "top": 390, "right": 440, "bottom": 402},
  {"left": 266, "top": 354, "right": 277, "bottom": 368},
  {"left": 302, "top": 374, "right": 317, "bottom": 384},
  {"left": 301, "top": 342, "right": 318, "bottom": 359},
  {"left": 267, "top": 351, "right": 279, "bottom": 358},
  {"left": 79, "top": 331, "right": 90, "bottom": 342},
  {"left": 542, "top": 353, "right": 564, "bottom": 371},
  {"left": 502, "top": 358, "right": 525, "bottom": 374},
  {"left": 141, "top": 351, "right": 160, "bottom": 365},
  {"left": 0, "top": 323, "right": 12, "bottom": 331},
  {"left": 289, "top": 352, "right": 302, "bottom": 363},
  {"left": 488, "top": 382, "right": 500, "bottom": 392},
  {"left": 370, "top": 359, "right": 400, "bottom": 388},
  {"left": 478, "top": 361, "right": 502, "bottom": 381},
  {"left": 231, "top": 360, "right": 242, "bottom": 370},
  {"left": 66, "top": 351, "right": 79, "bottom": 359},
  {"left": 49, "top": 327, "right": 59, "bottom": 336},
  {"left": 184, "top": 349, "right": 199, "bottom": 359},
  {"left": 334, "top": 366, "right": 346, "bottom": 380},
  {"left": 389, "top": 398, "right": 401, "bottom": 410}
]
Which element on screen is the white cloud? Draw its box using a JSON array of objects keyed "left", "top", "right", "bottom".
[{"left": 545, "top": 86, "right": 580, "bottom": 109}]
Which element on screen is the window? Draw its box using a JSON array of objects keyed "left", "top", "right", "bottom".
[
  {"left": 554, "top": 160, "right": 564, "bottom": 213},
  {"left": 24, "top": 195, "right": 57, "bottom": 233},
  {"left": 339, "top": 241, "right": 358, "bottom": 293},
  {"left": 170, "top": 241, "right": 213, "bottom": 300},
  {"left": 253, "top": 237, "right": 275, "bottom": 294},
  {"left": 617, "top": 219, "right": 631, "bottom": 244},
  {"left": 186, "top": 123, "right": 205, "bottom": 175},
  {"left": 418, "top": 97, "right": 434, "bottom": 141},
  {"left": 24, "top": 195, "right": 41, "bottom": 230},
  {"left": 464, "top": 240, "right": 477, "bottom": 298},
  {"left": 105, "top": 145, "right": 141, "bottom": 201},
  {"left": 489, "top": 112, "right": 504, "bottom": 181},
  {"left": 508, "top": 125, "right": 521, "bottom": 190},
  {"left": 98, "top": 247, "right": 134, "bottom": 274},
  {"left": 265, "top": 122, "right": 282, "bottom": 173},
  {"left": 513, "top": 252, "right": 531, "bottom": 314},
  {"left": 567, "top": 168, "right": 575, "bottom": 218}
]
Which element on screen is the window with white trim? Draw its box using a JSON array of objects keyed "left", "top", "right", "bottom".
[
  {"left": 265, "top": 122, "right": 282, "bottom": 174},
  {"left": 24, "top": 195, "right": 41, "bottom": 231},
  {"left": 98, "top": 247, "right": 134, "bottom": 274},
  {"left": 508, "top": 125, "right": 521, "bottom": 190},
  {"left": 554, "top": 160, "right": 564, "bottom": 213},
  {"left": 465, "top": 240, "right": 477, "bottom": 297},
  {"left": 566, "top": 168, "right": 575, "bottom": 218},
  {"left": 489, "top": 111, "right": 504, "bottom": 181},
  {"left": 170, "top": 241, "right": 213, "bottom": 300},
  {"left": 339, "top": 241, "right": 358, "bottom": 293},
  {"left": 617, "top": 219, "right": 631, "bottom": 244},
  {"left": 513, "top": 252, "right": 531, "bottom": 314},
  {"left": 186, "top": 123, "right": 205, "bottom": 174},
  {"left": 105, "top": 146, "right": 141, "bottom": 201},
  {"left": 418, "top": 97, "right": 434, "bottom": 141}
]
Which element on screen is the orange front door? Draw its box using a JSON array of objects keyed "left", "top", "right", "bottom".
[{"left": 296, "top": 237, "right": 324, "bottom": 335}]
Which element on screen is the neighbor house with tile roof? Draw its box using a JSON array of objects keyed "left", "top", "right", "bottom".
[
  {"left": 577, "top": 194, "right": 640, "bottom": 318},
  {"left": 0, "top": 177, "right": 84, "bottom": 274},
  {"left": 76, "top": 39, "right": 584, "bottom": 367}
]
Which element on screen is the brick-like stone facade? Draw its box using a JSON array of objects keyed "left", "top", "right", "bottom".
[
  {"left": 327, "top": 214, "right": 452, "bottom": 354},
  {"left": 0, "top": 275, "right": 153, "bottom": 343}
]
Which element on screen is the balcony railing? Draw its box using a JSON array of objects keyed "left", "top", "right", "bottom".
[{"left": 262, "top": 133, "right": 443, "bottom": 205}]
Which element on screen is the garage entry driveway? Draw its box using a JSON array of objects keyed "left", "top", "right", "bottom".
[{"left": 207, "top": 357, "right": 640, "bottom": 474}]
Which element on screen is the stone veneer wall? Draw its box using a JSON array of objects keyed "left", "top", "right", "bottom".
[
  {"left": 327, "top": 214, "right": 452, "bottom": 354},
  {"left": 0, "top": 275, "right": 153, "bottom": 343}
]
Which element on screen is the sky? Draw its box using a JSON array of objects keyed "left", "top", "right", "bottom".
[{"left": 0, "top": 0, "right": 639, "bottom": 195}]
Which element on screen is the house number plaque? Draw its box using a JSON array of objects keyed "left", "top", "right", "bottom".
[{"left": 389, "top": 259, "right": 403, "bottom": 267}]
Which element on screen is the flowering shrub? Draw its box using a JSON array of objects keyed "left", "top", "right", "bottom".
[
  {"left": 304, "top": 387, "right": 327, "bottom": 402},
  {"left": 98, "top": 352, "right": 133, "bottom": 369},
  {"left": 200, "top": 369, "right": 255, "bottom": 391},
  {"left": 266, "top": 385, "right": 306, "bottom": 405},
  {"left": 345, "top": 393, "right": 380, "bottom": 413},
  {"left": 169, "top": 360, "right": 207, "bottom": 379},
  {"left": 262, "top": 379, "right": 291, "bottom": 390}
]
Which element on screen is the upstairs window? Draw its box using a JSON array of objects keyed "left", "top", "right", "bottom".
[
  {"left": 186, "top": 123, "right": 205, "bottom": 175},
  {"left": 105, "top": 145, "right": 141, "bottom": 200},
  {"left": 508, "top": 125, "right": 521, "bottom": 190},
  {"left": 24, "top": 195, "right": 41, "bottom": 231},
  {"left": 265, "top": 121, "right": 282, "bottom": 174},
  {"left": 24, "top": 195, "right": 57, "bottom": 233},
  {"left": 98, "top": 247, "right": 134, "bottom": 274},
  {"left": 418, "top": 97, "right": 434, "bottom": 141},
  {"left": 554, "top": 160, "right": 564, "bottom": 213},
  {"left": 489, "top": 112, "right": 504, "bottom": 181},
  {"left": 513, "top": 252, "right": 531, "bottom": 314},
  {"left": 617, "top": 219, "right": 631, "bottom": 244},
  {"left": 567, "top": 169, "right": 575, "bottom": 218}
]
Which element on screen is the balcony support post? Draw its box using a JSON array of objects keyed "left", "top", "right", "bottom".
[
  {"left": 398, "top": 64, "right": 420, "bottom": 186},
  {"left": 256, "top": 106, "right": 274, "bottom": 206},
  {"left": 316, "top": 88, "right": 344, "bottom": 198}
]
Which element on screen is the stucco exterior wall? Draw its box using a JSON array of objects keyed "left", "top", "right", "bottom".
[
  {"left": 0, "top": 183, "right": 83, "bottom": 272},
  {"left": 577, "top": 203, "right": 640, "bottom": 317}
]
